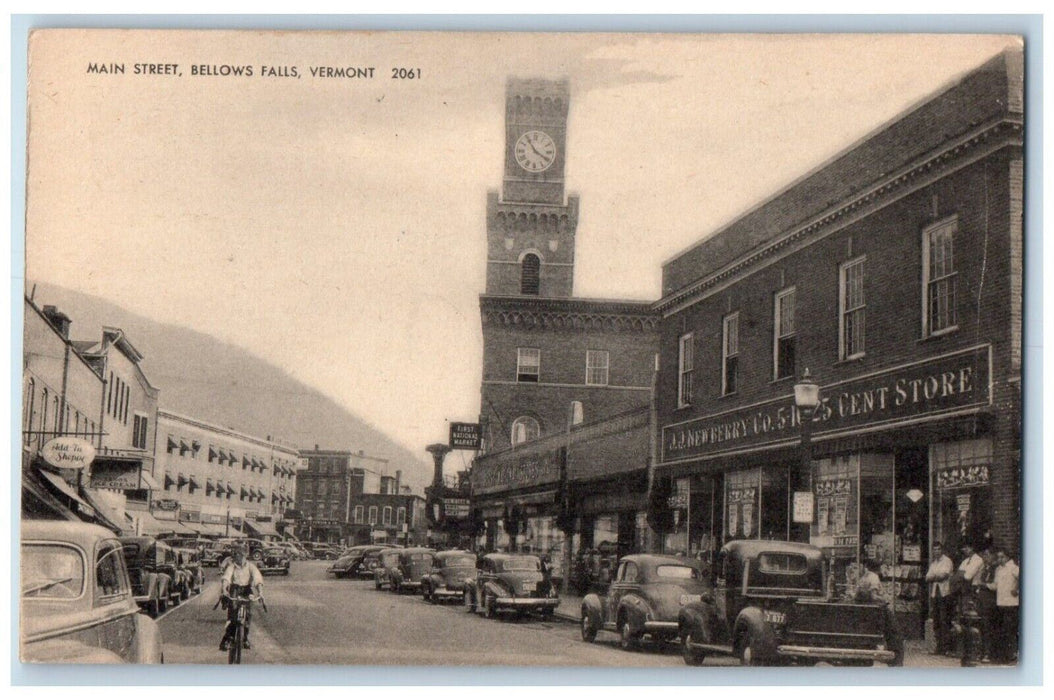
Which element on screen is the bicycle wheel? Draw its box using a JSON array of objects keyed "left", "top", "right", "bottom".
[{"left": 228, "top": 623, "right": 243, "bottom": 664}]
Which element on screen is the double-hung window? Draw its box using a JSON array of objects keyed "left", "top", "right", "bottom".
[
  {"left": 677, "top": 334, "right": 694, "bottom": 407},
  {"left": 722, "top": 313, "right": 739, "bottom": 395},
  {"left": 774, "top": 288, "right": 796, "bottom": 380},
  {"left": 517, "top": 347, "right": 540, "bottom": 383},
  {"left": 840, "top": 257, "right": 866, "bottom": 359},
  {"left": 353, "top": 505, "right": 364, "bottom": 524},
  {"left": 368, "top": 506, "right": 378, "bottom": 525},
  {"left": 132, "top": 414, "right": 149, "bottom": 449},
  {"left": 382, "top": 506, "right": 393, "bottom": 526},
  {"left": 585, "top": 350, "right": 609, "bottom": 386},
  {"left": 923, "top": 217, "right": 958, "bottom": 336}
]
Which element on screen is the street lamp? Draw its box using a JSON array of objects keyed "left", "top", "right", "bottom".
[{"left": 792, "top": 369, "right": 820, "bottom": 542}]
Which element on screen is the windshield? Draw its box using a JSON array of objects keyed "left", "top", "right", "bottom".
[
  {"left": 501, "top": 557, "right": 541, "bottom": 572},
  {"left": 22, "top": 544, "right": 86, "bottom": 599},
  {"left": 656, "top": 565, "right": 699, "bottom": 580}
]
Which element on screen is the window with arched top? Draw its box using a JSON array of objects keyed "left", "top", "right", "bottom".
[
  {"left": 511, "top": 417, "right": 541, "bottom": 445},
  {"left": 521, "top": 254, "right": 540, "bottom": 295}
]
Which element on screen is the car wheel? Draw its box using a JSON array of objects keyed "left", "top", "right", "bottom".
[
  {"left": 483, "top": 593, "right": 496, "bottom": 619},
  {"left": 619, "top": 619, "right": 639, "bottom": 651},
  {"left": 682, "top": 632, "right": 706, "bottom": 666},
  {"left": 738, "top": 631, "right": 765, "bottom": 666},
  {"left": 580, "top": 612, "right": 598, "bottom": 643}
]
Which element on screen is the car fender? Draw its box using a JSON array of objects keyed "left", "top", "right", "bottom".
[
  {"left": 482, "top": 580, "right": 508, "bottom": 600},
  {"left": 581, "top": 593, "right": 605, "bottom": 628},
  {"left": 22, "top": 638, "right": 126, "bottom": 664},
  {"left": 143, "top": 572, "right": 158, "bottom": 598},
  {"left": 679, "top": 601, "right": 725, "bottom": 644},
  {"left": 617, "top": 594, "right": 651, "bottom": 634},
  {"left": 133, "top": 613, "right": 164, "bottom": 663},
  {"left": 733, "top": 607, "right": 778, "bottom": 659}
]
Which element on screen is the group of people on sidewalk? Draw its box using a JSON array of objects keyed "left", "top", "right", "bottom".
[{"left": 925, "top": 541, "right": 1019, "bottom": 665}]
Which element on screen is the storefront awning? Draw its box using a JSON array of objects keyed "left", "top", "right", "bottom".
[
  {"left": 243, "top": 519, "right": 280, "bottom": 538},
  {"left": 195, "top": 522, "right": 228, "bottom": 536},
  {"left": 134, "top": 511, "right": 190, "bottom": 536},
  {"left": 139, "top": 470, "right": 162, "bottom": 490},
  {"left": 189, "top": 475, "right": 202, "bottom": 490},
  {"left": 22, "top": 469, "right": 79, "bottom": 521},
  {"left": 37, "top": 468, "right": 94, "bottom": 514}
]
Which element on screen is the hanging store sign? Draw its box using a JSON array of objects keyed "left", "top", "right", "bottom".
[
  {"left": 449, "top": 422, "right": 482, "bottom": 450},
  {"left": 41, "top": 437, "right": 95, "bottom": 470},
  {"left": 661, "top": 345, "right": 991, "bottom": 463}
]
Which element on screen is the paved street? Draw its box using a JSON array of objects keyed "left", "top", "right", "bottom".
[
  {"left": 158, "top": 560, "right": 706, "bottom": 666},
  {"left": 157, "top": 560, "right": 971, "bottom": 668}
]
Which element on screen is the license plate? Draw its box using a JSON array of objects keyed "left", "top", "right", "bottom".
[{"left": 763, "top": 610, "right": 786, "bottom": 626}]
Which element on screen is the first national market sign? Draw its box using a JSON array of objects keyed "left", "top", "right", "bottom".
[{"left": 661, "top": 346, "right": 991, "bottom": 464}]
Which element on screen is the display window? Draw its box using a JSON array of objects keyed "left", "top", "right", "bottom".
[
  {"left": 932, "top": 440, "right": 993, "bottom": 556},
  {"left": 725, "top": 468, "right": 760, "bottom": 541}
]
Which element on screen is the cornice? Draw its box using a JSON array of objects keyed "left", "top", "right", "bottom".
[
  {"left": 656, "top": 117, "right": 1023, "bottom": 315},
  {"left": 480, "top": 295, "right": 659, "bottom": 332}
]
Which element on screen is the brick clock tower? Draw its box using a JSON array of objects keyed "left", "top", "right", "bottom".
[
  {"left": 477, "top": 78, "right": 659, "bottom": 455},
  {"left": 485, "top": 78, "right": 579, "bottom": 298}
]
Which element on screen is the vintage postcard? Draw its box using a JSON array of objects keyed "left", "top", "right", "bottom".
[{"left": 19, "top": 29, "right": 1024, "bottom": 670}]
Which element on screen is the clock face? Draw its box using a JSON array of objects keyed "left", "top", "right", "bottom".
[{"left": 514, "top": 130, "right": 557, "bottom": 173}]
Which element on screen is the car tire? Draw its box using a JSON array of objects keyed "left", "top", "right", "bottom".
[
  {"left": 580, "top": 612, "right": 598, "bottom": 642},
  {"left": 618, "top": 620, "right": 639, "bottom": 652},
  {"left": 464, "top": 588, "right": 476, "bottom": 613},
  {"left": 738, "top": 631, "right": 765, "bottom": 666},
  {"left": 483, "top": 593, "right": 496, "bottom": 619},
  {"left": 682, "top": 632, "right": 706, "bottom": 666}
]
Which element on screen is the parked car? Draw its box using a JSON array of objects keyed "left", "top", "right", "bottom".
[
  {"left": 361, "top": 549, "right": 384, "bottom": 578},
  {"left": 373, "top": 548, "right": 404, "bottom": 590},
  {"left": 421, "top": 550, "right": 476, "bottom": 604},
  {"left": 201, "top": 543, "right": 227, "bottom": 568},
  {"left": 175, "top": 548, "right": 205, "bottom": 597},
  {"left": 677, "top": 540, "right": 903, "bottom": 667},
  {"left": 120, "top": 536, "right": 181, "bottom": 615},
  {"left": 581, "top": 554, "right": 707, "bottom": 651},
  {"left": 257, "top": 547, "right": 291, "bottom": 576},
  {"left": 388, "top": 547, "right": 435, "bottom": 594},
  {"left": 328, "top": 545, "right": 377, "bottom": 578},
  {"left": 21, "top": 520, "right": 164, "bottom": 663},
  {"left": 464, "top": 553, "right": 560, "bottom": 620}
]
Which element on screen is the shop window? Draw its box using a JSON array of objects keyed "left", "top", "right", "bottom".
[
  {"left": 520, "top": 253, "right": 540, "bottom": 295},
  {"left": 839, "top": 256, "right": 866, "bottom": 360},
  {"left": 922, "top": 216, "right": 958, "bottom": 336},
  {"left": 725, "top": 469, "right": 761, "bottom": 541},
  {"left": 932, "top": 440, "right": 992, "bottom": 555},
  {"left": 678, "top": 333, "right": 694, "bottom": 407},
  {"left": 774, "top": 288, "right": 796, "bottom": 380},
  {"left": 517, "top": 347, "right": 540, "bottom": 383},
  {"left": 585, "top": 350, "right": 609, "bottom": 386},
  {"left": 511, "top": 416, "right": 540, "bottom": 445}
]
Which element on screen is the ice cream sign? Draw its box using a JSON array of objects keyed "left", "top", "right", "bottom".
[
  {"left": 662, "top": 345, "right": 991, "bottom": 463},
  {"left": 40, "top": 437, "right": 96, "bottom": 470}
]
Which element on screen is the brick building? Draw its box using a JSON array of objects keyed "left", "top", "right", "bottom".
[
  {"left": 472, "top": 78, "right": 660, "bottom": 577},
  {"left": 652, "top": 50, "right": 1022, "bottom": 637},
  {"left": 295, "top": 447, "right": 425, "bottom": 545}
]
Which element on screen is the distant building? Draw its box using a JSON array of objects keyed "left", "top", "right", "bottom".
[
  {"left": 295, "top": 447, "right": 426, "bottom": 545},
  {"left": 150, "top": 410, "right": 300, "bottom": 538}
]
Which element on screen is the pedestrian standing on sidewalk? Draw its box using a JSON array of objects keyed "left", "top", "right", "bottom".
[
  {"left": 955, "top": 542, "right": 985, "bottom": 665},
  {"left": 987, "top": 549, "right": 1020, "bottom": 664},
  {"left": 976, "top": 549, "right": 998, "bottom": 662},
  {"left": 925, "top": 542, "right": 954, "bottom": 655}
]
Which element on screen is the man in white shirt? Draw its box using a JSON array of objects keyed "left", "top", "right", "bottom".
[
  {"left": 925, "top": 543, "right": 955, "bottom": 654},
  {"left": 958, "top": 543, "right": 985, "bottom": 589},
  {"left": 987, "top": 550, "right": 1019, "bottom": 663},
  {"left": 219, "top": 544, "right": 263, "bottom": 651}
]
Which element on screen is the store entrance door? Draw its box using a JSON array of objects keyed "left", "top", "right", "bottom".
[{"left": 895, "top": 447, "right": 929, "bottom": 638}]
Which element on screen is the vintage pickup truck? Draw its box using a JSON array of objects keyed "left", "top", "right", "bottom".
[{"left": 678, "top": 540, "right": 903, "bottom": 667}]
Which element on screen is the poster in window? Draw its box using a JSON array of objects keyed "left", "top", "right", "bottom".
[
  {"left": 742, "top": 501, "right": 754, "bottom": 538},
  {"left": 817, "top": 496, "right": 830, "bottom": 535},
  {"left": 728, "top": 503, "right": 739, "bottom": 538},
  {"left": 833, "top": 495, "right": 848, "bottom": 535}
]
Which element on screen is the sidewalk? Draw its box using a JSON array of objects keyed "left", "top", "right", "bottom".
[{"left": 553, "top": 592, "right": 995, "bottom": 668}]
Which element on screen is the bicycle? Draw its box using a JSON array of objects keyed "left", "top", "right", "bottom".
[{"left": 225, "top": 594, "right": 267, "bottom": 664}]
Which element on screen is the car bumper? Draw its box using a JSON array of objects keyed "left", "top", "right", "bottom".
[
  {"left": 776, "top": 645, "right": 897, "bottom": 663},
  {"left": 642, "top": 621, "right": 680, "bottom": 633},
  {"left": 259, "top": 566, "right": 290, "bottom": 574},
  {"left": 397, "top": 581, "right": 422, "bottom": 589},
  {"left": 494, "top": 597, "right": 560, "bottom": 609},
  {"left": 433, "top": 586, "right": 465, "bottom": 597}
]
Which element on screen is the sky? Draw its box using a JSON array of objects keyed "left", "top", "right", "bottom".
[{"left": 23, "top": 31, "right": 1020, "bottom": 457}]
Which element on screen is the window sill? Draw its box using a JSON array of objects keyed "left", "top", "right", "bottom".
[
  {"left": 918, "top": 325, "right": 959, "bottom": 343},
  {"left": 834, "top": 353, "right": 866, "bottom": 366}
]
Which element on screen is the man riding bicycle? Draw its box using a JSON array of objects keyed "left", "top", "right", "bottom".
[{"left": 219, "top": 543, "right": 263, "bottom": 651}]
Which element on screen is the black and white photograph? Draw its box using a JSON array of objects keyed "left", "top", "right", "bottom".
[{"left": 16, "top": 28, "right": 1026, "bottom": 672}]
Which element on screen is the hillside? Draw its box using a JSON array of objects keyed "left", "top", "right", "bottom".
[{"left": 24, "top": 281, "right": 433, "bottom": 492}]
